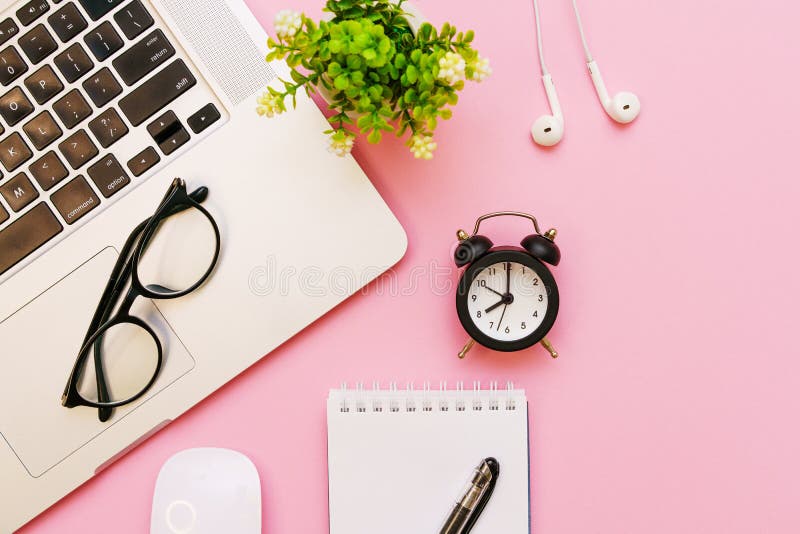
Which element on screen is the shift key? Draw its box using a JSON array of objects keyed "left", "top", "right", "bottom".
[
  {"left": 119, "top": 59, "right": 196, "bottom": 127},
  {"left": 112, "top": 29, "right": 175, "bottom": 86}
]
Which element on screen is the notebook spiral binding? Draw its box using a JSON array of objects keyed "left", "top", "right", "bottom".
[{"left": 335, "top": 381, "right": 520, "bottom": 414}]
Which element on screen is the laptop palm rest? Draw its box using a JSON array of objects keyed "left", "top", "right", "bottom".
[{"left": 0, "top": 247, "right": 194, "bottom": 478}]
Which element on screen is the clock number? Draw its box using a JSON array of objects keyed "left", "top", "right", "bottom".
[
  {"left": 488, "top": 267, "right": 496, "bottom": 276},
  {"left": 533, "top": 311, "right": 538, "bottom": 318},
  {"left": 521, "top": 322, "right": 527, "bottom": 330},
  {"left": 478, "top": 280, "right": 487, "bottom": 287},
  {"left": 533, "top": 278, "right": 539, "bottom": 286},
  {"left": 489, "top": 321, "right": 494, "bottom": 329},
  {"left": 538, "top": 294, "right": 544, "bottom": 302},
  {"left": 471, "top": 294, "right": 477, "bottom": 302},
  {"left": 504, "top": 326, "right": 510, "bottom": 334},
  {"left": 476, "top": 310, "right": 482, "bottom": 318},
  {"left": 504, "top": 262, "right": 510, "bottom": 271}
]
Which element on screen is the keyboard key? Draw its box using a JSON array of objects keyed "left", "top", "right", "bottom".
[
  {"left": 88, "top": 154, "right": 129, "bottom": 197},
  {"left": 0, "top": 203, "right": 7, "bottom": 224},
  {"left": 51, "top": 175, "right": 100, "bottom": 224},
  {"left": 29, "top": 150, "right": 69, "bottom": 190},
  {"left": 146, "top": 110, "right": 178, "bottom": 139},
  {"left": 17, "top": 0, "right": 50, "bottom": 27},
  {"left": 0, "top": 202, "right": 62, "bottom": 275},
  {"left": 0, "top": 87, "right": 34, "bottom": 126},
  {"left": 78, "top": 0, "right": 125, "bottom": 21},
  {"left": 19, "top": 24, "right": 58, "bottom": 64},
  {"left": 54, "top": 42, "right": 93, "bottom": 83},
  {"left": 24, "top": 65, "right": 64, "bottom": 104},
  {"left": 119, "top": 59, "right": 196, "bottom": 126},
  {"left": 147, "top": 110, "right": 189, "bottom": 155},
  {"left": 53, "top": 89, "right": 92, "bottom": 128},
  {"left": 127, "top": 146, "right": 159, "bottom": 176},
  {"left": 188, "top": 103, "right": 221, "bottom": 134},
  {"left": 0, "top": 172, "right": 38, "bottom": 211},
  {"left": 159, "top": 126, "right": 189, "bottom": 155},
  {"left": 114, "top": 0, "right": 153, "bottom": 40},
  {"left": 0, "top": 18, "right": 20, "bottom": 47},
  {"left": 48, "top": 2, "right": 88, "bottom": 43},
  {"left": 0, "top": 46, "right": 28, "bottom": 85},
  {"left": 83, "top": 21, "right": 123, "bottom": 61},
  {"left": 112, "top": 29, "right": 175, "bottom": 86},
  {"left": 0, "top": 132, "right": 33, "bottom": 171},
  {"left": 59, "top": 129, "right": 97, "bottom": 169},
  {"left": 82, "top": 67, "right": 121, "bottom": 107},
  {"left": 88, "top": 107, "right": 128, "bottom": 148},
  {"left": 23, "top": 111, "right": 63, "bottom": 150}
]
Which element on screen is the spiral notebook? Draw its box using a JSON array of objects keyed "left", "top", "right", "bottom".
[{"left": 327, "top": 383, "right": 530, "bottom": 534}]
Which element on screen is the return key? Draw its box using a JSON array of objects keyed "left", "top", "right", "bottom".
[{"left": 112, "top": 29, "right": 174, "bottom": 86}]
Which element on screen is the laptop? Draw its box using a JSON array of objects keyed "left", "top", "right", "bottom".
[{"left": 0, "top": 0, "right": 407, "bottom": 530}]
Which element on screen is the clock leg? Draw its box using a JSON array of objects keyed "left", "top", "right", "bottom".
[
  {"left": 540, "top": 337, "right": 559, "bottom": 359},
  {"left": 458, "top": 339, "right": 475, "bottom": 359}
]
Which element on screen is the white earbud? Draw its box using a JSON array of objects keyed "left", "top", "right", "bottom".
[
  {"left": 573, "top": 0, "right": 640, "bottom": 124},
  {"left": 587, "top": 60, "right": 640, "bottom": 124},
  {"left": 530, "top": 0, "right": 564, "bottom": 147},
  {"left": 531, "top": 74, "right": 564, "bottom": 147}
]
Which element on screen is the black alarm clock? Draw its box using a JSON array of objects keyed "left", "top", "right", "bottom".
[{"left": 453, "top": 212, "right": 561, "bottom": 359}]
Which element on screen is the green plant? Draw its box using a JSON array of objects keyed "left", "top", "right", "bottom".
[{"left": 259, "top": 0, "right": 491, "bottom": 159}]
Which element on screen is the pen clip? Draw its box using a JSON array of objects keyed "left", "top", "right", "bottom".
[{"left": 463, "top": 458, "right": 500, "bottom": 534}]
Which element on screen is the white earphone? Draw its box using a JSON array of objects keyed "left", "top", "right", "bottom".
[
  {"left": 530, "top": 0, "right": 564, "bottom": 147},
  {"left": 531, "top": 0, "right": 641, "bottom": 147}
]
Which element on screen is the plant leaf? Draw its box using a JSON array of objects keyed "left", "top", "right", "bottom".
[{"left": 334, "top": 74, "right": 350, "bottom": 90}]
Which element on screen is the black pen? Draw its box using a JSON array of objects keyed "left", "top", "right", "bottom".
[{"left": 439, "top": 458, "right": 500, "bottom": 534}]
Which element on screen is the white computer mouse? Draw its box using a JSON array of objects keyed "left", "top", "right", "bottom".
[{"left": 151, "top": 448, "right": 261, "bottom": 534}]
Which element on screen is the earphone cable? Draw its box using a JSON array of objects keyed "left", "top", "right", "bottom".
[
  {"left": 571, "top": 0, "right": 594, "bottom": 63},
  {"left": 532, "top": 0, "right": 548, "bottom": 75}
]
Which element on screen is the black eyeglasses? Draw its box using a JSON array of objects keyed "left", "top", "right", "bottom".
[{"left": 61, "top": 178, "right": 221, "bottom": 422}]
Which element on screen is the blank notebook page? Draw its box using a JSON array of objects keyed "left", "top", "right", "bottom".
[{"left": 327, "top": 385, "right": 530, "bottom": 534}]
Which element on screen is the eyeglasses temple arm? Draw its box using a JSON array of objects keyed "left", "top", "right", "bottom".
[{"left": 74, "top": 220, "right": 146, "bottom": 421}]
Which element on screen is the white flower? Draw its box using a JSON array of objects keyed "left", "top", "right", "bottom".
[
  {"left": 256, "top": 91, "right": 285, "bottom": 118},
  {"left": 410, "top": 135, "right": 437, "bottom": 160},
  {"left": 437, "top": 51, "right": 466, "bottom": 85},
  {"left": 274, "top": 9, "right": 302, "bottom": 40},
  {"left": 469, "top": 55, "right": 492, "bottom": 82},
  {"left": 328, "top": 131, "right": 356, "bottom": 157}
]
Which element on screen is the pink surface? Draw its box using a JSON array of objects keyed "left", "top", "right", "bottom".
[{"left": 20, "top": 0, "right": 800, "bottom": 532}]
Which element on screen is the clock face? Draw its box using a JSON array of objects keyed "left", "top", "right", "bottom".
[
  {"left": 467, "top": 261, "right": 548, "bottom": 341},
  {"left": 456, "top": 249, "right": 559, "bottom": 352}
]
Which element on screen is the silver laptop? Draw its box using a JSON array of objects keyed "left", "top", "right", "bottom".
[{"left": 0, "top": 0, "right": 407, "bottom": 530}]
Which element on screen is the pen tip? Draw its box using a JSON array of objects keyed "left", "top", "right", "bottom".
[{"left": 484, "top": 457, "right": 500, "bottom": 478}]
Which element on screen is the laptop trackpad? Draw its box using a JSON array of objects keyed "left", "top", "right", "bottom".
[{"left": 0, "top": 248, "right": 195, "bottom": 477}]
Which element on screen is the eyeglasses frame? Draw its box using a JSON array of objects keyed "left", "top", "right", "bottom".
[{"left": 61, "top": 178, "right": 220, "bottom": 422}]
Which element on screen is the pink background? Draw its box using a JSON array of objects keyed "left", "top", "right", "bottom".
[{"left": 21, "top": 0, "right": 800, "bottom": 532}]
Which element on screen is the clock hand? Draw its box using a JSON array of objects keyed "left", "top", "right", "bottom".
[
  {"left": 505, "top": 262, "right": 511, "bottom": 295},
  {"left": 485, "top": 299, "right": 505, "bottom": 313},
  {"left": 484, "top": 285, "right": 504, "bottom": 298},
  {"left": 497, "top": 304, "right": 508, "bottom": 331}
]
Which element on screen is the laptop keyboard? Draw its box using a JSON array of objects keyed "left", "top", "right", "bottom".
[{"left": 0, "top": 0, "right": 224, "bottom": 278}]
